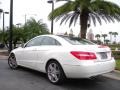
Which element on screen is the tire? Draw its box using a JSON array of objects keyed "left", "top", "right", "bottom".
[
  {"left": 46, "top": 61, "right": 65, "bottom": 84},
  {"left": 8, "top": 54, "right": 18, "bottom": 69}
]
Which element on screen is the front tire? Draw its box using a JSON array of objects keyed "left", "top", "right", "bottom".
[
  {"left": 46, "top": 61, "right": 65, "bottom": 84},
  {"left": 8, "top": 54, "right": 18, "bottom": 69}
]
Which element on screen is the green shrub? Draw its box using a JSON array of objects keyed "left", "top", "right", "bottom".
[
  {"left": 112, "top": 51, "right": 120, "bottom": 59},
  {"left": 109, "top": 44, "right": 120, "bottom": 50},
  {"left": 116, "top": 60, "right": 120, "bottom": 70}
]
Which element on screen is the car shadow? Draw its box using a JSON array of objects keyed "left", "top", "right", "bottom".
[
  {"left": 17, "top": 66, "right": 47, "bottom": 78},
  {"left": 14, "top": 66, "right": 107, "bottom": 88}
]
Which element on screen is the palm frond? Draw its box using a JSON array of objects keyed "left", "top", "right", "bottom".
[
  {"left": 59, "top": 13, "right": 73, "bottom": 25},
  {"left": 89, "top": 13, "right": 97, "bottom": 26},
  {"left": 89, "top": 12, "right": 102, "bottom": 25},
  {"left": 48, "top": 1, "right": 74, "bottom": 20},
  {"left": 69, "top": 12, "right": 78, "bottom": 27},
  {"left": 73, "top": 12, "right": 79, "bottom": 26},
  {"left": 90, "top": 0, "right": 120, "bottom": 24}
]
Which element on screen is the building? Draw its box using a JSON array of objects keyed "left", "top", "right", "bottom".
[{"left": 87, "top": 29, "right": 94, "bottom": 41}]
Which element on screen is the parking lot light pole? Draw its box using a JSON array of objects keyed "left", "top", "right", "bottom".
[
  {"left": 47, "top": 0, "right": 54, "bottom": 34},
  {"left": 0, "top": 9, "right": 9, "bottom": 44},
  {"left": 9, "top": 0, "right": 13, "bottom": 52},
  {"left": 3, "top": 12, "right": 9, "bottom": 33},
  {"left": 0, "top": 9, "right": 3, "bottom": 16},
  {"left": 3, "top": 12, "right": 9, "bottom": 43}
]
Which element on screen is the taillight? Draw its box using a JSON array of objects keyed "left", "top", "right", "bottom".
[{"left": 70, "top": 51, "right": 97, "bottom": 60}]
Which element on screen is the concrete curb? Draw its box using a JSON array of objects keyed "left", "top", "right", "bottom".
[
  {"left": 114, "top": 70, "right": 120, "bottom": 74},
  {"left": 102, "top": 70, "right": 120, "bottom": 80}
]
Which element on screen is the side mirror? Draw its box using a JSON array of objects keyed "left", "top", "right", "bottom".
[
  {"left": 15, "top": 43, "right": 24, "bottom": 48},
  {"left": 21, "top": 43, "right": 24, "bottom": 48}
]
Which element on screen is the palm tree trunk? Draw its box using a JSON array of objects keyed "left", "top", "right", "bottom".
[
  {"left": 115, "top": 36, "right": 116, "bottom": 44},
  {"left": 80, "top": 11, "right": 89, "bottom": 39},
  {"left": 110, "top": 34, "right": 112, "bottom": 43},
  {"left": 104, "top": 37, "right": 105, "bottom": 44},
  {"left": 97, "top": 37, "right": 99, "bottom": 41}
]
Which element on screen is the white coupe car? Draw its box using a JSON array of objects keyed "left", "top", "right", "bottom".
[{"left": 8, "top": 35, "right": 115, "bottom": 84}]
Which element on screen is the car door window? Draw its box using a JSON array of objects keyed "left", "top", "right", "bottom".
[
  {"left": 25, "top": 36, "right": 43, "bottom": 47},
  {"left": 41, "top": 37, "right": 61, "bottom": 46}
]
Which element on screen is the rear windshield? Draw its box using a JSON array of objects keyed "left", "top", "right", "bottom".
[{"left": 60, "top": 36, "right": 95, "bottom": 45}]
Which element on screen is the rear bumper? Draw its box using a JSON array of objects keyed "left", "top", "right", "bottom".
[{"left": 62, "top": 59, "right": 115, "bottom": 78}]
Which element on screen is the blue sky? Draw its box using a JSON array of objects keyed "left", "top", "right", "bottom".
[{"left": 0, "top": 0, "right": 120, "bottom": 42}]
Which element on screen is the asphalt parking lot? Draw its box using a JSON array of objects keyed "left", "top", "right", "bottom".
[{"left": 0, "top": 60, "right": 120, "bottom": 90}]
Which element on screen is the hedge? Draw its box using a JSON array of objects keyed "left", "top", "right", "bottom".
[
  {"left": 112, "top": 51, "right": 120, "bottom": 59},
  {"left": 109, "top": 45, "right": 120, "bottom": 50}
]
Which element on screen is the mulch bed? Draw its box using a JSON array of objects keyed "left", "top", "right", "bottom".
[
  {"left": 0, "top": 52, "right": 9, "bottom": 56},
  {"left": 0, "top": 51, "right": 9, "bottom": 60}
]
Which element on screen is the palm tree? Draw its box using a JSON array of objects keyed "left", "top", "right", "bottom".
[
  {"left": 104, "top": 39, "right": 110, "bottom": 44},
  {"left": 102, "top": 34, "right": 107, "bottom": 44},
  {"left": 48, "top": 0, "right": 120, "bottom": 39},
  {"left": 24, "top": 18, "right": 49, "bottom": 40},
  {"left": 109, "top": 31, "right": 113, "bottom": 43},
  {"left": 95, "top": 34, "right": 101, "bottom": 41},
  {"left": 64, "top": 31, "right": 68, "bottom": 35},
  {"left": 112, "top": 32, "right": 118, "bottom": 43},
  {"left": 1, "top": 18, "right": 49, "bottom": 48}
]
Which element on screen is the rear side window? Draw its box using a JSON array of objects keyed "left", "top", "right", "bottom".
[
  {"left": 60, "top": 36, "right": 95, "bottom": 45},
  {"left": 41, "top": 36, "right": 61, "bottom": 46},
  {"left": 25, "top": 36, "right": 44, "bottom": 47}
]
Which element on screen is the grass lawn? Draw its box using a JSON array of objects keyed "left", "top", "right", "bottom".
[{"left": 116, "top": 60, "right": 120, "bottom": 70}]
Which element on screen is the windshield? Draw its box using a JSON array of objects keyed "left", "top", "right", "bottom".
[{"left": 60, "top": 36, "right": 95, "bottom": 45}]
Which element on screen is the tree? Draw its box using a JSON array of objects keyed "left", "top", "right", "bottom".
[
  {"left": 23, "top": 18, "right": 49, "bottom": 41},
  {"left": 0, "top": 26, "right": 23, "bottom": 48},
  {"left": 1, "top": 18, "right": 49, "bottom": 49},
  {"left": 12, "top": 26, "right": 24, "bottom": 48},
  {"left": 95, "top": 34, "right": 101, "bottom": 41},
  {"left": 112, "top": 32, "right": 118, "bottom": 43},
  {"left": 104, "top": 39, "right": 110, "bottom": 44},
  {"left": 95, "top": 34, "right": 102, "bottom": 44},
  {"left": 0, "top": 27, "right": 10, "bottom": 48},
  {"left": 102, "top": 34, "right": 107, "bottom": 44},
  {"left": 0, "top": 30, "right": 3, "bottom": 42},
  {"left": 64, "top": 31, "right": 68, "bottom": 35},
  {"left": 48, "top": 0, "right": 120, "bottom": 39}
]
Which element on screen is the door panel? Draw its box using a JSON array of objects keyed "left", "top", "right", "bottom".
[{"left": 20, "top": 46, "right": 38, "bottom": 69}]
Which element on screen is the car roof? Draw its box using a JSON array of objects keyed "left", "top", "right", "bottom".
[{"left": 35, "top": 34, "right": 72, "bottom": 46}]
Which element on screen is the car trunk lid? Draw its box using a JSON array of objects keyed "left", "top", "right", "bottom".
[{"left": 69, "top": 45, "right": 112, "bottom": 61}]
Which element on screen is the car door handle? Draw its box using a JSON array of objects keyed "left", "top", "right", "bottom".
[
  {"left": 38, "top": 49, "right": 48, "bottom": 51},
  {"left": 32, "top": 50, "right": 36, "bottom": 51},
  {"left": 32, "top": 48, "right": 37, "bottom": 51}
]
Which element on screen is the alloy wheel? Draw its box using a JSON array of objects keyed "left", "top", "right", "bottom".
[
  {"left": 47, "top": 61, "right": 65, "bottom": 84},
  {"left": 8, "top": 54, "right": 18, "bottom": 69}
]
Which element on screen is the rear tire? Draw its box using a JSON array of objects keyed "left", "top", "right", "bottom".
[
  {"left": 8, "top": 54, "right": 18, "bottom": 69},
  {"left": 46, "top": 61, "right": 65, "bottom": 84}
]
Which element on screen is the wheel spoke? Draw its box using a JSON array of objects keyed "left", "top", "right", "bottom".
[
  {"left": 55, "top": 70, "right": 60, "bottom": 74},
  {"left": 53, "top": 74, "right": 59, "bottom": 81},
  {"left": 51, "top": 75, "right": 55, "bottom": 82},
  {"left": 49, "top": 64, "right": 54, "bottom": 71},
  {"left": 47, "top": 62, "right": 61, "bottom": 83},
  {"left": 8, "top": 55, "right": 18, "bottom": 69}
]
